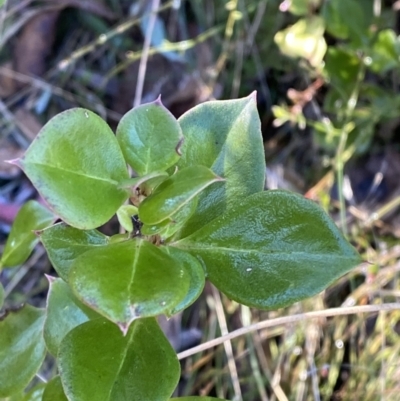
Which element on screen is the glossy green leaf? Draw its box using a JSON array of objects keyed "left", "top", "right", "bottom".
[
  {"left": 16, "top": 108, "right": 129, "bottom": 229},
  {"left": 39, "top": 223, "right": 109, "bottom": 281},
  {"left": 0, "top": 201, "right": 53, "bottom": 269},
  {"left": 58, "top": 318, "right": 180, "bottom": 401},
  {"left": 162, "top": 246, "right": 205, "bottom": 316},
  {"left": 0, "top": 305, "right": 46, "bottom": 397},
  {"left": 69, "top": 239, "right": 190, "bottom": 332},
  {"left": 142, "top": 198, "right": 198, "bottom": 240},
  {"left": 116, "top": 98, "right": 183, "bottom": 175},
  {"left": 42, "top": 376, "right": 67, "bottom": 401},
  {"left": 176, "top": 93, "right": 265, "bottom": 239},
  {"left": 171, "top": 398, "right": 228, "bottom": 401},
  {"left": 139, "top": 165, "right": 222, "bottom": 225},
  {"left": 173, "top": 190, "right": 361, "bottom": 310},
  {"left": 44, "top": 278, "right": 100, "bottom": 356},
  {"left": 109, "top": 233, "right": 131, "bottom": 243},
  {"left": 140, "top": 218, "right": 171, "bottom": 236},
  {"left": 274, "top": 16, "right": 327, "bottom": 69},
  {"left": 116, "top": 204, "right": 138, "bottom": 232},
  {"left": 119, "top": 171, "right": 169, "bottom": 193},
  {"left": 0, "top": 283, "right": 4, "bottom": 309}
]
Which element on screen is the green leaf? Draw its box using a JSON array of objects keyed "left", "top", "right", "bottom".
[
  {"left": 322, "top": 0, "right": 367, "bottom": 43},
  {"left": 58, "top": 318, "right": 180, "bottom": 401},
  {"left": 116, "top": 204, "right": 138, "bottom": 232},
  {"left": 44, "top": 278, "right": 100, "bottom": 356},
  {"left": 176, "top": 93, "right": 265, "bottom": 239},
  {"left": 162, "top": 246, "right": 205, "bottom": 316},
  {"left": 42, "top": 377, "right": 68, "bottom": 401},
  {"left": 15, "top": 108, "right": 129, "bottom": 229},
  {"left": 142, "top": 197, "right": 198, "bottom": 240},
  {"left": 119, "top": 171, "right": 169, "bottom": 207},
  {"left": 116, "top": 98, "right": 183, "bottom": 175},
  {"left": 139, "top": 166, "right": 221, "bottom": 225},
  {"left": 38, "top": 223, "right": 109, "bottom": 281},
  {"left": 0, "top": 201, "right": 54, "bottom": 269},
  {"left": 173, "top": 190, "right": 361, "bottom": 310},
  {"left": 69, "top": 239, "right": 190, "bottom": 332},
  {"left": 0, "top": 283, "right": 4, "bottom": 309},
  {"left": 324, "top": 47, "right": 361, "bottom": 101},
  {"left": 368, "top": 29, "right": 400, "bottom": 74},
  {"left": 274, "top": 16, "right": 327, "bottom": 69},
  {"left": 0, "top": 305, "right": 46, "bottom": 397}
]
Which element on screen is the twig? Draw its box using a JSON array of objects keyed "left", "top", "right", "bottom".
[{"left": 134, "top": 0, "right": 160, "bottom": 107}]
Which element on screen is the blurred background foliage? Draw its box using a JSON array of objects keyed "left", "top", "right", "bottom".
[{"left": 2, "top": 0, "right": 400, "bottom": 400}]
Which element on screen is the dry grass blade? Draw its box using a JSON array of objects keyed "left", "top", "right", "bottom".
[{"left": 178, "top": 303, "right": 400, "bottom": 360}]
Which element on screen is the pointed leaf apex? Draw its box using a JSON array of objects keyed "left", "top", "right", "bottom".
[
  {"left": 45, "top": 274, "right": 56, "bottom": 284},
  {"left": 117, "top": 322, "right": 129, "bottom": 336},
  {"left": 154, "top": 94, "right": 163, "bottom": 106},
  {"left": 5, "top": 158, "right": 22, "bottom": 167}
]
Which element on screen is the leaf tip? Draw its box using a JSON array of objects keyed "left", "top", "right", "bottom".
[
  {"left": 5, "top": 158, "right": 23, "bottom": 168},
  {"left": 154, "top": 94, "right": 163, "bottom": 106},
  {"left": 248, "top": 90, "right": 257, "bottom": 103},
  {"left": 45, "top": 274, "right": 56, "bottom": 284},
  {"left": 117, "top": 322, "right": 130, "bottom": 336}
]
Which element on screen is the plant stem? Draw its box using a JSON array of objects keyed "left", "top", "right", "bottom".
[{"left": 335, "top": 60, "right": 365, "bottom": 236}]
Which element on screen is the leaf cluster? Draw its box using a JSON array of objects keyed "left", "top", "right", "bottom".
[{"left": 0, "top": 94, "right": 360, "bottom": 400}]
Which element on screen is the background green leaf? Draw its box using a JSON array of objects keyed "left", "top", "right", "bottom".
[
  {"left": 174, "top": 190, "right": 361, "bottom": 309},
  {"left": 0, "top": 201, "right": 53, "bottom": 269},
  {"left": 39, "top": 223, "right": 109, "bottom": 281},
  {"left": 139, "top": 165, "right": 221, "bottom": 225},
  {"left": 175, "top": 93, "right": 265, "bottom": 239},
  {"left": 17, "top": 108, "right": 129, "bottom": 229},
  {"left": 42, "top": 376, "right": 68, "bottom": 401},
  {"left": 322, "top": 0, "right": 368, "bottom": 43},
  {"left": 69, "top": 239, "right": 190, "bottom": 332},
  {"left": 274, "top": 16, "right": 327, "bottom": 69},
  {"left": 324, "top": 47, "right": 361, "bottom": 101},
  {"left": 44, "top": 278, "right": 100, "bottom": 356},
  {"left": 0, "top": 305, "right": 46, "bottom": 397},
  {"left": 116, "top": 98, "right": 183, "bottom": 175},
  {"left": 58, "top": 318, "right": 180, "bottom": 401}
]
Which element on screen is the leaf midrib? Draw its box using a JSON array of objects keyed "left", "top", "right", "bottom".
[
  {"left": 175, "top": 244, "right": 359, "bottom": 260},
  {"left": 106, "top": 323, "right": 137, "bottom": 401},
  {"left": 25, "top": 162, "right": 121, "bottom": 185}
]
